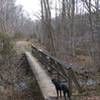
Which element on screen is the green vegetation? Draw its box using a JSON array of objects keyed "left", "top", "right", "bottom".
[{"left": 0, "top": 33, "right": 15, "bottom": 59}]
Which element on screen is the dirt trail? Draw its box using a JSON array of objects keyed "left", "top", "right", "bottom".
[{"left": 15, "top": 40, "right": 31, "bottom": 54}]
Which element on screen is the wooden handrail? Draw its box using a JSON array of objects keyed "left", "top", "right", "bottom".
[{"left": 31, "top": 45, "right": 82, "bottom": 93}]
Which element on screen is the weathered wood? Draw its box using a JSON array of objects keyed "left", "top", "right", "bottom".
[
  {"left": 50, "top": 65, "right": 68, "bottom": 80},
  {"left": 25, "top": 52, "right": 56, "bottom": 100},
  {"left": 31, "top": 45, "right": 82, "bottom": 93},
  {"left": 68, "top": 68, "right": 82, "bottom": 92}
]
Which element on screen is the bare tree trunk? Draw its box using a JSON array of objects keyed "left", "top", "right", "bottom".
[
  {"left": 94, "top": 0, "right": 100, "bottom": 70},
  {"left": 70, "top": 0, "right": 75, "bottom": 57},
  {"left": 81, "top": 0, "right": 100, "bottom": 69},
  {"left": 40, "top": 0, "right": 56, "bottom": 55}
]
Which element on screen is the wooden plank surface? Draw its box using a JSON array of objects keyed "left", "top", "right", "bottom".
[{"left": 25, "top": 52, "right": 57, "bottom": 100}]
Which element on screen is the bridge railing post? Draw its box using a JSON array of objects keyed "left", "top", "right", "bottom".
[
  {"left": 68, "top": 68, "right": 82, "bottom": 93},
  {"left": 68, "top": 75, "right": 72, "bottom": 96}
]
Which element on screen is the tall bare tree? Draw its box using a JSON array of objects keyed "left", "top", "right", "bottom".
[{"left": 40, "top": 0, "right": 56, "bottom": 55}]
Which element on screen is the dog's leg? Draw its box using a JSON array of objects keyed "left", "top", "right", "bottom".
[
  {"left": 63, "top": 92, "right": 67, "bottom": 100},
  {"left": 60, "top": 90, "right": 62, "bottom": 97},
  {"left": 67, "top": 90, "right": 71, "bottom": 100},
  {"left": 56, "top": 89, "right": 59, "bottom": 99}
]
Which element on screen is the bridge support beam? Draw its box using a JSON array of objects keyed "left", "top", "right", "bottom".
[{"left": 25, "top": 52, "right": 56, "bottom": 100}]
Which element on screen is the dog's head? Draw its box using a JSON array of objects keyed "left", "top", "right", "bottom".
[{"left": 52, "top": 79, "right": 57, "bottom": 84}]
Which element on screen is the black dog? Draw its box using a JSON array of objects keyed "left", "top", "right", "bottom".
[{"left": 52, "top": 79, "right": 71, "bottom": 100}]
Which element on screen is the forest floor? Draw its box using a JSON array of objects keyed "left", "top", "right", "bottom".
[
  {"left": 20, "top": 39, "right": 100, "bottom": 100},
  {"left": 15, "top": 39, "right": 100, "bottom": 100},
  {"left": 0, "top": 39, "right": 44, "bottom": 100},
  {"left": 30, "top": 39, "right": 100, "bottom": 100},
  {"left": 0, "top": 39, "right": 100, "bottom": 100}
]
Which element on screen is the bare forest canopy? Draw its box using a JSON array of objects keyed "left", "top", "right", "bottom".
[
  {"left": 35, "top": 0, "right": 100, "bottom": 72},
  {"left": 0, "top": 0, "right": 100, "bottom": 71},
  {"left": 0, "top": 0, "right": 34, "bottom": 37}
]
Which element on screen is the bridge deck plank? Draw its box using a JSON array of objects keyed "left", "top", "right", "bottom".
[{"left": 25, "top": 52, "right": 57, "bottom": 100}]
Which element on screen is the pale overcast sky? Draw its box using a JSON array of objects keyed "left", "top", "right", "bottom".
[
  {"left": 16, "top": 0, "right": 97, "bottom": 20},
  {"left": 16, "top": 0, "right": 40, "bottom": 20},
  {"left": 16, "top": 0, "right": 58, "bottom": 20}
]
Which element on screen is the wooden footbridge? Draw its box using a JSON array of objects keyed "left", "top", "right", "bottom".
[{"left": 25, "top": 45, "right": 82, "bottom": 100}]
